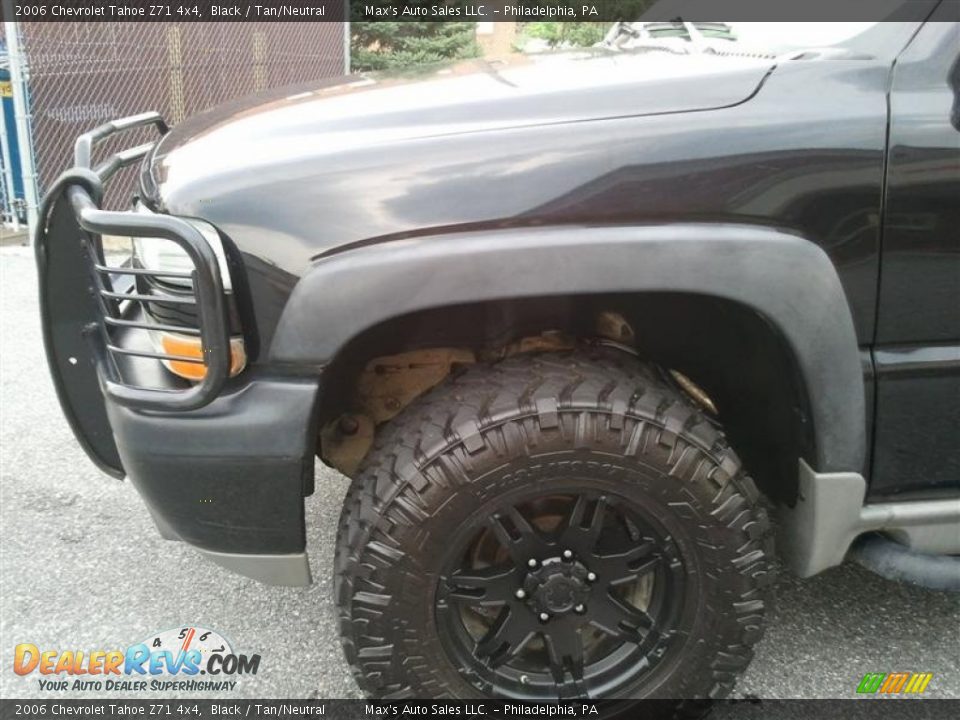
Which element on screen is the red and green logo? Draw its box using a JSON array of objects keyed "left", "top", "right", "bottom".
[{"left": 857, "top": 672, "right": 933, "bottom": 695}]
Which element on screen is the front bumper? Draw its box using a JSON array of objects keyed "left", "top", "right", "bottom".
[
  {"left": 106, "top": 370, "right": 317, "bottom": 585},
  {"left": 36, "top": 113, "right": 316, "bottom": 585}
]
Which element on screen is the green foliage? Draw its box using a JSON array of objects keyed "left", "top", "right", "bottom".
[
  {"left": 518, "top": 0, "right": 655, "bottom": 34},
  {"left": 522, "top": 22, "right": 608, "bottom": 48},
  {"left": 517, "top": 0, "right": 656, "bottom": 49},
  {"left": 350, "top": 3, "right": 479, "bottom": 72}
]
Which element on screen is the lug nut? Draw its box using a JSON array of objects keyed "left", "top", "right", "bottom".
[
  {"left": 527, "top": 559, "right": 538, "bottom": 568},
  {"left": 586, "top": 572, "right": 597, "bottom": 582},
  {"left": 574, "top": 604, "right": 586, "bottom": 614},
  {"left": 515, "top": 589, "right": 526, "bottom": 599},
  {"left": 539, "top": 612, "right": 550, "bottom": 623},
  {"left": 562, "top": 550, "right": 573, "bottom": 560}
]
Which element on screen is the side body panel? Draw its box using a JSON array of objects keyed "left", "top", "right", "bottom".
[{"left": 872, "top": 18, "right": 960, "bottom": 498}]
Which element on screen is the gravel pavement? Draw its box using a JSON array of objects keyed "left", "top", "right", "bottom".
[{"left": 1, "top": 246, "right": 957, "bottom": 704}]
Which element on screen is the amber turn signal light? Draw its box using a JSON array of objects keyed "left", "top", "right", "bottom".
[{"left": 158, "top": 332, "right": 247, "bottom": 381}]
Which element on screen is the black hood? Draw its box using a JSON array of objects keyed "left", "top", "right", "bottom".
[{"left": 149, "top": 51, "right": 775, "bottom": 208}]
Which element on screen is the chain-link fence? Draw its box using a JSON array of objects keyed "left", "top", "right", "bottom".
[{"left": 14, "top": 21, "right": 346, "bottom": 211}]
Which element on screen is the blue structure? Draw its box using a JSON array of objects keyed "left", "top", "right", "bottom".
[{"left": 1, "top": 64, "right": 25, "bottom": 207}]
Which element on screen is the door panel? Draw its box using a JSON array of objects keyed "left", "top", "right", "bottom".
[
  {"left": 876, "top": 20, "right": 960, "bottom": 343},
  {"left": 871, "top": 345, "right": 960, "bottom": 498},
  {"left": 871, "top": 16, "right": 960, "bottom": 499}
]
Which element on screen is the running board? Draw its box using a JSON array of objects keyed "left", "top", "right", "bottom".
[{"left": 778, "top": 460, "right": 960, "bottom": 577}]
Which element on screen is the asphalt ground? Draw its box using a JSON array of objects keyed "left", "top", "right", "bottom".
[{"left": 1, "top": 246, "right": 958, "bottom": 708}]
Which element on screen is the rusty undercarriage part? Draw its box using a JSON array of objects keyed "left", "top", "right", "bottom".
[
  {"left": 319, "top": 414, "right": 376, "bottom": 478},
  {"left": 594, "top": 311, "right": 718, "bottom": 415},
  {"left": 353, "top": 347, "right": 477, "bottom": 425},
  {"left": 320, "top": 312, "right": 715, "bottom": 476},
  {"left": 321, "top": 348, "right": 474, "bottom": 476},
  {"left": 319, "top": 335, "right": 577, "bottom": 476},
  {"left": 595, "top": 310, "right": 636, "bottom": 344},
  {"left": 669, "top": 369, "right": 719, "bottom": 416},
  {"left": 477, "top": 329, "right": 577, "bottom": 362},
  {"left": 319, "top": 334, "right": 577, "bottom": 475}
]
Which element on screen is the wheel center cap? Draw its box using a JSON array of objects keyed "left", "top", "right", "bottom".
[
  {"left": 527, "top": 559, "right": 590, "bottom": 614},
  {"left": 541, "top": 577, "right": 580, "bottom": 612}
]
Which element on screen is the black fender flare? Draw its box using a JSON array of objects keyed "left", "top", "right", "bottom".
[{"left": 269, "top": 224, "right": 864, "bottom": 473}]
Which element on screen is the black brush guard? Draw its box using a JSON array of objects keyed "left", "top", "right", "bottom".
[{"left": 36, "top": 112, "right": 232, "bottom": 477}]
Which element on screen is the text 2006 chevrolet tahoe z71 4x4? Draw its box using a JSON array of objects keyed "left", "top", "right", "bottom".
[{"left": 37, "top": 14, "right": 959, "bottom": 701}]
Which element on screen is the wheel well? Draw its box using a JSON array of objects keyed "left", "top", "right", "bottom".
[{"left": 317, "top": 292, "right": 812, "bottom": 505}]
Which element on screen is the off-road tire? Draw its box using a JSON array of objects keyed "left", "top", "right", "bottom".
[{"left": 334, "top": 349, "right": 774, "bottom": 700}]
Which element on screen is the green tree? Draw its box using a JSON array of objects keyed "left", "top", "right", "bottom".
[
  {"left": 350, "top": 3, "right": 479, "bottom": 72},
  {"left": 521, "top": 22, "right": 609, "bottom": 48},
  {"left": 516, "top": 0, "right": 656, "bottom": 50}
]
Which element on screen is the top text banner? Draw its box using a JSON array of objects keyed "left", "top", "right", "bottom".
[{"left": 0, "top": 0, "right": 953, "bottom": 23}]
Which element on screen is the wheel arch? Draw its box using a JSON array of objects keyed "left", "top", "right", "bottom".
[{"left": 269, "top": 223, "right": 865, "bottom": 485}]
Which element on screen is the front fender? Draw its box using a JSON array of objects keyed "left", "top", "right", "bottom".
[{"left": 269, "top": 224, "right": 864, "bottom": 474}]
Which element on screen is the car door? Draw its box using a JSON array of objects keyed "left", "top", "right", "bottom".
[{"left": 871, "top": 14, "right": 960, "bottom": 499}]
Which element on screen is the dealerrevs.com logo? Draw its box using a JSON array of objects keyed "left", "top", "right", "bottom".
[{"left": 13, "top": 626, "right": 260, "bottom": 692}]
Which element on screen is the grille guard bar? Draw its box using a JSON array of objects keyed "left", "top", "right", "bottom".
[
  {"left": 66, "top": 186, "right": 232, "bottom": 411},
  {"left": 75, "top": 111, "right": 168, "bottom": 169},
  {"left": 36, "top": 111, "right": 233, "bottom": 464}
]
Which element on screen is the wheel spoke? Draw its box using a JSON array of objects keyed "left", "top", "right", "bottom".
[
  {"left": 488, "top": 507, "right": 553, "bottom": 564},
  {"left": 592, "top": 541, "right": 660, "bottom": 585},
  {"left": 588, "top": 592, "right": 656, "bottom": 642},
  {"left": 544, "top": 623, "right": 587, "bottom": 697},
  {"left": 447, "top": 565, "right": 521, "bottom": 606},
  {"left": 475, "top": 606, "right": 537, "bottom": 667},
  {"left": 557, "top": 495, "right": 608, "bottom": 556}
]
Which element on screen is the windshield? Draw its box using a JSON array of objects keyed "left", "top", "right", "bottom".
[
  {"left": 599, "top": 20, "right": 924, "bottom": 61},
  {"left": 612, "top": 0, "right": 938, "bottom": 54}
]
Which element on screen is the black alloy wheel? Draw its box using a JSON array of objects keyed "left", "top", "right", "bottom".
[{"left": 437, "top": 490, "right": 686, "bottom": 698}]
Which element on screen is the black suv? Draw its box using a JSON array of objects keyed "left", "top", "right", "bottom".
[{"left": 37, "top": 14, "right": 958, "bottom": 700}]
